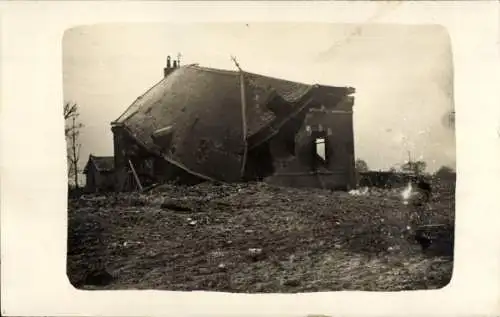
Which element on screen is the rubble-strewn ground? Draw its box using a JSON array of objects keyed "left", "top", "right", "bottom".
[{"left": 67, "top": 180, "right": 455, "bottom": 292}]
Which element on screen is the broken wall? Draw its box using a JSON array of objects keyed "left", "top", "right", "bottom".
[
  {"left": 265, "top": 107, "right": 356, "bottom": 190},
  {"left": 112, "top": 125, "right": 204, "bottom": 191}
]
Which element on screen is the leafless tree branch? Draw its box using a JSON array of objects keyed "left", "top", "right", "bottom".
[
  {"left": 64, "top": 102, "right": 84, "bottom": 188},
  {"left": 64, "top": 102, "right": 78, "bottom": 120}
]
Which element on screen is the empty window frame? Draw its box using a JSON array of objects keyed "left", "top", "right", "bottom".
[{"left": 315, "top": 137, "right": 328, "bottom": 163}]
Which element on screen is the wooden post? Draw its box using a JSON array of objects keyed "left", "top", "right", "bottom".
[
  {"left": 231, "top": 56, "right": 248, "bottom": 179},
  {"left": 239, "top": 71, "right": 248, "bottom": 178},
  {"left": 128, "top": 159, "right": 143, "bottom": 192}
]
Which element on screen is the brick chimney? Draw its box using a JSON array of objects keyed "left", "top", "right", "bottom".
[
  {"left": 164, "top": 56, "right": 174, "bottom": 77},
  {"left": 163, "top": 54, "right": 182, "bottom": 77}
]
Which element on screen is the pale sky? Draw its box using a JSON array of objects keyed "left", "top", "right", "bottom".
[{"left": 63, "top": 23, "right": 456, "bottom": 173}]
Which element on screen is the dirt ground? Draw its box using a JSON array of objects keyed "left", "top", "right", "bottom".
[{"left": 67, "top": 180, "right": 455, "bottom": 292}]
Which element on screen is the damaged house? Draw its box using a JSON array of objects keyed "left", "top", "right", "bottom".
[{"left": 111, "top": 56, "right": 356, "bottom": 191}]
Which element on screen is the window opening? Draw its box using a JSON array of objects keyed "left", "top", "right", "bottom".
[{"left": 315, "top": 137, "right": 327, "bottom": 162}]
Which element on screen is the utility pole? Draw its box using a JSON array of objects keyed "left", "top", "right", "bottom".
[
  {"left": 231, "top": 55, "right": 248, "bottom": 179},
  {"left": 407, "top": 150, "right": 414, "bottom": 175}
]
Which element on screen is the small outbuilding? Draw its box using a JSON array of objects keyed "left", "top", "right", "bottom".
[{"left": 83, "top": 155, "right": 115, "bottom": 193}]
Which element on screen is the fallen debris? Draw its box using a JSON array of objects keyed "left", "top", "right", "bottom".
[
  {"left": 160, "top": 201, "right": 193, "bottom": 212},
  {"left": 348, "top": 187, "right": 369, "bottom": 196},
  {"left": 67, "top": 180, "right": 454, "bottom": 292},
  {"left": 247, "top": 248, "right": 266, "bottom": 262}
]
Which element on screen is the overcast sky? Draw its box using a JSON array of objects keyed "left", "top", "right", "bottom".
[{"left": 63, "top": 23, "right": 456, "bottom": 173}]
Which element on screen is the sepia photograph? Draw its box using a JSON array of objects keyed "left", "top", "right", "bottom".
[{"left": 64, "top": 23, "right": 456, "bottom": 293}]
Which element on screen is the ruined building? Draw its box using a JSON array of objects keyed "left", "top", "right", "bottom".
[{"left": 111, "top": 56, "right": 356, "bottom": 191}]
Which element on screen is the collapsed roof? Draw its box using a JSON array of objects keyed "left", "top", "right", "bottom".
[{"left": 111, "top": 64, "right": 355, "bottom": 182}]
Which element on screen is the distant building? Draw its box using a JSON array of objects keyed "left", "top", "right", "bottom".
[
  {"left": 111, "top": 56, "right": 357, "bottom": 191},
  {"left": 83, "top": 155, "right": 115, "bottom": 193}
]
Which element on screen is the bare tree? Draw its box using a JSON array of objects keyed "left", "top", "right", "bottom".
[
  {"left": 64, "top": 102, "right": 84, "bottom": 188},
  {"left": 64, "top": 102, "right": 78, "bottom": 119}
]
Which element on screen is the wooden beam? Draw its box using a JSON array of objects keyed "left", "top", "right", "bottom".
[
  {"left": 231, "top": 55, "right": 248, "bottom": 179},
  {"left": 238, "top": 71, "right": 248, "bottom": 179},
  {"left": 128, "top": 159, "right": 143, "bottom": 192}
]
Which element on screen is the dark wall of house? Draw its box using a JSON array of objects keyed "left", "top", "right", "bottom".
[
  {"left": 314, "top": 110, "right": 356, "bottom": 188},
  {"left": 244, "top": 141, "right": 275, "bottom": 181},
  {"left": 265, "top": 108, "right": 356, "bottom": 190},
  {"left": 112, "top": 126, "right": 129, "bottom": 191}
]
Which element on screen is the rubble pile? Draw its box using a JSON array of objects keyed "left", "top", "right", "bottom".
[{"left": 67, "top": 180, "right": 454, "bottom": 292}]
